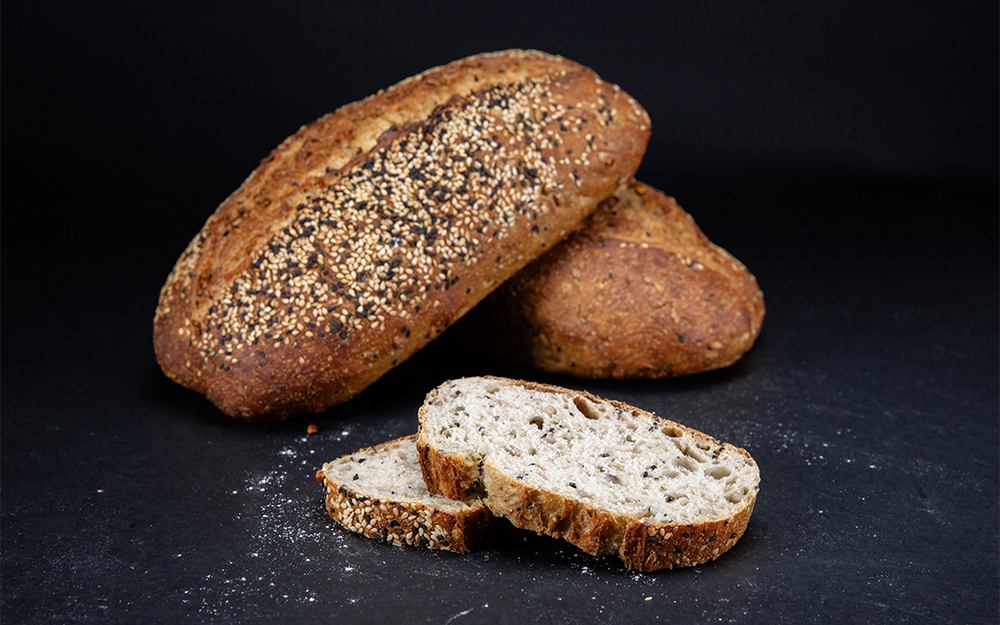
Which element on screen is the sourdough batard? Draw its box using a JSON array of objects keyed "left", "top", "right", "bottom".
[
  {"left": 153, "top": 51, "right": 651, "bottom": 419},
  {"left": 417, "top": 377, "right": 759, "bottom": 571},
  {"left": 453, "top": 181, "right": 764, "bottom": 378},
  {"left": 317, "top": 435, "right": 491, "bottom": 553}
]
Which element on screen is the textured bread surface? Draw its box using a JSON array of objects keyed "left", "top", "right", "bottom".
[
  {"left": 153, "top": 50, "right": 650, "bottom": 419},
  {"left": 417, "top": 376, "right": 759, "bottom": 570},
  {"left": 455, "top": 180, "right": 764, "bottom": 378},
  {"left": 317, "top": 435, "right": 491, "bottom": 552}
]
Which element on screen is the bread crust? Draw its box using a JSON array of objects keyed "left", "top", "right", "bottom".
[
  {"left": 481, "top": 462, "right": 623, "bottom": 555},
  {"left": 317, "top": 435, "right": 492, "bottom": 553},
  {"left": 617, "top": 494, "right": 756, "bottom": 571},
  {"left": 416, "top": 439, "right": 482, "bottom": 502},
  {"left": 454, "top": 180, "right": 764, "bottom": 378},
  {"left": 154, "top": 51, "right": 650, "bottom": 419},
  {"left": 417, "top": 376, "right": 759, "bottom": 570}
]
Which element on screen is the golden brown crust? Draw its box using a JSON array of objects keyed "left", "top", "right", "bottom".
[
  {"left": 417, "top": 376, "right": 760, "bottom": 570},
  {"left": 416, "top": 440, "right": 482, "bottom": 502},
  {"left": 317, "top": 435, "right": 492, "bottom": 553},
  {"left": 618, "top": 495, "right": 756, "bottom": 571},
  {"left": 455, "top": 180, "right": 764, "bottom": 378},
  {"left": 153, "top": 51, "right": 651, "bottom": 419},
  {"left": 481, "top": 463, "right": 624, "bottom": 555}
]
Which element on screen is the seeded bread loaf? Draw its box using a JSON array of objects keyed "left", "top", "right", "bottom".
[
  {"left": 317, "top": 435, "right": 491, "bottom": 552},
  {"left": 417, "top": 376, "right": 759, "bottom": 571},
  {"left": 153, "top": 50, "right": 651, "bottom": 420},
  {"left": 453, "top": 181, "right": 764, "bottom": 378}
]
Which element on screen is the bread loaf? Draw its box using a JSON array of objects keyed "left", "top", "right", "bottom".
[
  {"left": 452, "top": 180, "right": 764, "bottom": 378},
  {"left": 317, "top": 435, "right": 491, "bottom": 552},
  {"left": 417, "top": 376, "right": 759, "bottom": 571},
  {"left": 153, "top": 50, "right": 650, "bottom": 419}
]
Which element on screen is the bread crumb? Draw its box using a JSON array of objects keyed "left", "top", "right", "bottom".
[{"left": 307, "top": 424, "right": 319, "bottom": 435}]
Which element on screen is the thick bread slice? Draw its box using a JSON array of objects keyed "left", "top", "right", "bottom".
[
  {"left": 154, "top": 50, "right": 651, "bottom": 420},
  {"left": 317, "top": 435, "right": 491, "bottom": 553},
  {"left": 417, "top": 377, "right": 759, "bottom": 571},
  {"left": 453, "top": 180, "right": 764, "bottom": 378}
]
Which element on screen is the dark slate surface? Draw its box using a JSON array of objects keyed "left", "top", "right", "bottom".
[{"left": 3, "top": 2, "right": 997, "bottom": 623}]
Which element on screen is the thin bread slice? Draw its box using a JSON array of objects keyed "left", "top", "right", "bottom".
[
  {"left": 317, "top": 435, "right": 492, "bottom": 552},
  {"left": 417, "top": 377, "right": 759, "bottom": 570}
]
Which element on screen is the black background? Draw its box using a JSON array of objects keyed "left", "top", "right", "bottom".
[{"left": 2, "top": 2, "right": 998, "bottom": 623}]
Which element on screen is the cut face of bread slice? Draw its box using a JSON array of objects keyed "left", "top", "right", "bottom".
[
  {"left": 417, "top": 377, "right": 759, "bottom": 570},
  {"left": 317, "top": 435, "right": 491, "bottom": 552}
]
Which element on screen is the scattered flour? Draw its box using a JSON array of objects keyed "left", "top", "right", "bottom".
[{"left": 176, "top": 426, "right": 367, "bottom": 618}]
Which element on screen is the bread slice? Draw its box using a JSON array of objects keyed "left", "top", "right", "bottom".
[
  {"left": 153, "top": 50, "right": 651, "bottom": 420},
  {"left": 317, "top": 435, "right": 492, "bottom": 552},
  {"left": 417, "top": 377, "right": 759, "bottom": 570},
  {"left": 452, "top": 180, "right": 764, "bottom": 378}
]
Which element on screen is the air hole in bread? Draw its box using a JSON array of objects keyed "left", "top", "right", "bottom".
[
  {"left": 674, "top": 456, "right": 698, "bottom": 472},
  {"left": 663, "top": 425, "right": 683, "bottom": 438},
  {"left": 672, "top": 438, "right": 708, "bottom": 463},
  {"left": 573, "top": 396, "right": 600, "bottom": 420},
  {"left": 706, "top": 465, "right": 732, "bottom": 480},
  {"left": 529, "top": 415, "right": 545, "bottom": 429}
]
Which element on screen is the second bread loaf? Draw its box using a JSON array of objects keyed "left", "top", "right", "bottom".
[{"left": 453, "top": 181, "right": 764, "bottom": 378}]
